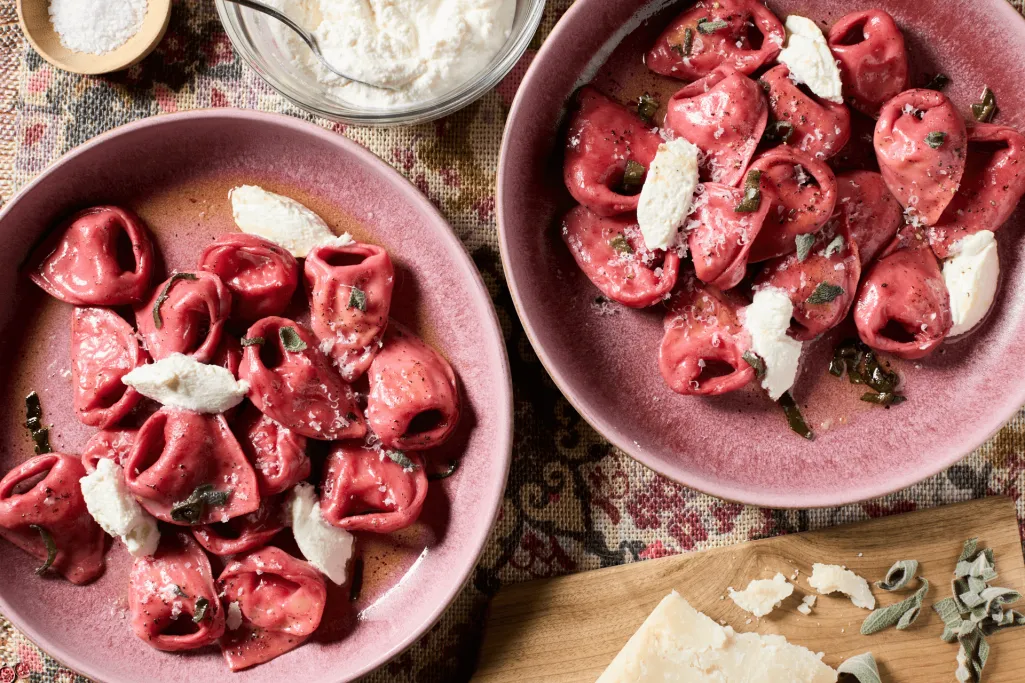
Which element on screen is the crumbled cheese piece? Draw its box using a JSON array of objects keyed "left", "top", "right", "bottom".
[
  {"left": 742, "top": 288, "right": 803, "bottom": 400},
  {"left": 122, "top": 353, "right": 248, "bottom": 414},
  {"left": 596, "top": 592, "right": 837, "bottom": 682},
  {"left": 798, "top": 595, "right": 817, "bottom": 615},
  {"left": 808, "top": 563, "right": 875, "bottom": 610},
  {"left": 943, "top": 230, "right": 998, "bottom": 336},
  {"left": 637, "top": 138, "right": 700, "bottom": 251},
  {"left": 778, "top": 16, "right": 843, "bottom": 103},
  {"left": 286, "top": 482, "right": 355, "bottom": 585},
  {"left": 728, "top": 573, "right": 794, "bottom": 617},
  {"left": 226, "top": 601, "right": 243, "bottom": 630},
  {"left": 230, "top": 185, "right": 350, "bottom": 257},
  {"left": 79, "top": 458, "right": 160, "bottom": 557}
]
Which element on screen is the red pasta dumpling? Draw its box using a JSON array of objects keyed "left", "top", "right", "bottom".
[
  {"left": 756, "top": 223, "right": 862, "bottom": 340},
  {"left": 193, "top": 496, "right": 284, "bottom": 556},
  {"left": 28, "top": 206, "right": 155, "bottom": 305},
  {"left": 214, "top": 334, "right": 243, "bottom": 377},
  {"left": 81, "top": 427, "right": 138, "bottom": 472},
  {"left": 927, "top": 124, "right": 1025, "bottom": 257},
  {"left": 366, "top": 324, "right": 460, "bottom": 450},
  {"left": 747, "top": 148, "right": 838, "bottom": 262},
  {"left": 836, "top": 170, "right": 904, "bottom": 265},
  {"left": 136, "top": 271, "right": 231, "bottom": 363},
  {"left": 874, "top": 89, "right": 967, "bottom": 225},
  {"left": 320, "top": 442, "right": 428, "bottom": 533},
  {"left": 305, "top": 240, "right": 394, "bottom": 381},
  {"left": 563, "top": 87, "right": 663, "bottom": 217},
  {"left": 71, "top": 307, "right": 146, "bottom": 428},
  {"left": 646, "top": 0, "right": 784, "bottom": 81},
  {"left": 658, "top": 277, "right": 755, "bottom": 396},
  {"left": 219, "top": 547, "right": 327, "bottom": 671},
  {"left": 0, "top": 453, "right": 106, "bottom": 584},
  {"left": 124, "top": 408, "right": 261, "bottom": 525},
  {"left": 234, "top": 403, "right": 310, "bottom": 497},
  {"left": 854, "top": 227, "right": 952, "bottom": 359},
  {"left": 129, "top": 532, "right": 225, "bottom": 651},
  {"left": 663, "top": 66, "right": 768, "bottom": 186},
  {"left": 561, "top": 206, "right": 680, "bottom": 308},
  {"left": 688, "top": 182, "right": 770, "bottom": 290},
  {"left": 240, "top": 317, "right": 366, "bottom": 441},
  {"left": 198, "top": 233, "right": 298, "bottom": 323},
  {"left": 827, "top": 10, "right": 909, "bottom": 116},
  {"left": 760, "top": 64, "right": 851, "bottom": 160}
]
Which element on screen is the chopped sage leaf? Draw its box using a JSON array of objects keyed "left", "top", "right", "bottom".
[
  {"left": 193, "top": 597, "right": 210, "bottom": 623},
  {"left": 29, "top": 524, "right": 56, "bottom": 575},
  {"left": 860, "top": 578, "right": 929, "bottom": 635},
  {"left": 385, "top": 450, "right": 419, "bottom": 470},
  {"left": 240, "top": 336, "right": 265, "bottom": 347},
  {"left": 619, "top": 159, "right": 646, "bottom": 195},
  {"left": 779, "top": 391, "right": 813, "bottom": 440},
  {"left": 170, "top": 484, "right": 232, "bottom": 525},
  {"left": 924, "top": 131, "right": 947, "bottom": 149},
  {"left": 173, "top": 585, "right": 188, "bottom": 598},
  {"left": 971, "top": 87, "right": 997, "bottom": 123},
  {"left": 428, "top": 461, "right": 460, "bottom": 481},
  {"left": 877, "top": 560, "right": 919, "bottom": 591},
  {"left": 152, "top": 272, "right": 198, "bottom": 330},
  {"left": 824, "top": 234, "right": 845, "bottom": 258},
  {"left": 742, "top": 351, "right": 766, "bottom": 379},
  {"left": 637, "top": 93, "right": 659, "bottom": 124},
  {"left": 682, "top": 27, "right": 694, "bottom": 56},
  {"left": 279, "top": 326, "right": 307, "bottom": 352},
  {"left": 24, "top": 391, "right": 51, "bottom": 455},
  {"left": 347, "top": 287, "right": 368, "bottom": 312},
  {"left": 860, "top": 391, "right": 906, "bottom": 406},
  {"left": 610, "top": 234, "right": 633, "bottom": 255},
  {"left": 697, "top": 18, "right": 728, "bottom": 34},
  {"left": 795, "top": 233, "right": 815, "bottom": 262},
  {"left": 349, "top": 556, "right": 364, "bottom": 602},
  {"left": 764, "top": 119, "right": 794, "bottom": 144},
  {"left": 806, "top": 282, "right": 844, "bottom": 304},
  {"left": 922, "top": 73, "right": 950, "bottom": 91},
  {"left": 837, "top": 652, "right": 881, "bottom": 683},
  {"left": 734, "top": 169, "right": 762, "bottom": 212}
]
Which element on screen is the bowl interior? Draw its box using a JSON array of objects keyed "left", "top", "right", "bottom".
[
  {"left": 0, "top": 111, "right": 511, "bottom": 682},
  {"left": 499, "top": 0, "right": 1025, "bottom": 507}
]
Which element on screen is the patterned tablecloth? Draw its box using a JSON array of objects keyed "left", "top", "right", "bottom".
[{"left": 1, "top": 1, "right": 1025, "bottom": 681}]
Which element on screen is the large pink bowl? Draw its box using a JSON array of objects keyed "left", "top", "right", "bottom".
[
  {"left": 0, "top": 111, "right": 512, "bottom": 682},
  {"left": 498, "top": 0, "right": 1025, "bottom": 507}
]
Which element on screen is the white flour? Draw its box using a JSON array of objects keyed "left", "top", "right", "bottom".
[
  {"left": 266, "top": 0, "right": 516, "bottom": 109},
  {"left": 49, "top": 0, "right": 148, "bottom": 55}
]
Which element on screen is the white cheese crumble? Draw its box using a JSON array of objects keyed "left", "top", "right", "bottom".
[
  {"left": 728, "top": 573, "right": 794, "bottom": 617},
  {"left": 122, "top": 353, "right": 249, "bottom": 414},
  {"left": 808, "top": 563, "right": 875, "bottom": 610},
  {"left": 79, "top": 458, "right": 160, "bottom": 558},
  {"left": 637, "top": 138, "right": 700, "bottom": 251},
  {"left": 742, "top": 288, "right": 803, "bottom": 400},
  {"left": 797, "top": 594, "right": 817, "bottom": 615},
  {"left": 226, "top": 601, "right": 243, "bottom": 630},
  {"left": 286, "top": 482, "right": 355, "bottom": 585},
  {"left": 778, "top": 16, "right": 844, "bottom": 103},
  {"left": 229, "top": 185, "right": 352, "bottom": 257},
  {"left": 943, "top": 230, "right": 999, "bottom": 336}
]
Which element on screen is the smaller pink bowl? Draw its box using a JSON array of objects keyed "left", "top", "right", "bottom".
[
  {"left": 498, "top": 0, "right": 1025, "bottom": 508},
  {"left": 0, "top": 110, "right": 512, "bottom": 682}
]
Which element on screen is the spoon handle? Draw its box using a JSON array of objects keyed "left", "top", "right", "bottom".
[{"left": 222, "top": 0, "right": 321, "bottom": 55}]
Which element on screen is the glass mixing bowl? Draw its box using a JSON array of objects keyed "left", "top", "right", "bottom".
[{"left": 214, "top": 0, "right": 545, "bottom": 126}]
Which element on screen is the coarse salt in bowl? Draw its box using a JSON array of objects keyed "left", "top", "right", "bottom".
[{"left": 214, "top": 0, "right": 545, "bottom": 126}]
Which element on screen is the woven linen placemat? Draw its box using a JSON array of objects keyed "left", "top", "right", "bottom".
[{"left": 1, "top": 1, "right": 1024, "bottom": 681}]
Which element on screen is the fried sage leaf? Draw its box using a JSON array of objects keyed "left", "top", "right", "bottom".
[
  {"left": 734, "top": 170, "right": 762, "bottom": 212},
  {"left": 806, "top": 282, "right": 844, "bottom": 304},
  {"left": 619, "top": 159, "right": 646, "bottom": 195},
  {"left": 347, "top": 287, "right": 368, "bottom": 312},
  {"left": 170, "top": 484, "right": 232, "bottom": 525},
  {"left": 697, "top": 18, "right": 728, "bottom": 34},
  {"left": 637, "top": 93, "right": 659, "bottom": 124},
  {"left": 29, "top": 524, "right": 57, "bottom": 575},
  {"left": 795, "top": 233, "right": 815, "bottom": 262},
  {"left": 153, "top": 272, "right": 198, "bottom": 329},
  {"left": 279, "top": 326, "right": 308, "bottom": 352},
  {"left": 779, "top": 391, "right": 813, "bottom": 440},
  {"left": 925, "top": 131, "right": 947, "bottom": 149},
  {"left": 971, "top": 87, "right": 997, "bottom": 123},
  {"left": 193, "top": 596, "right": 210, "bottom": 623},
  {"left": 742, "top": 351, "right": 766, "bottom": 379}
]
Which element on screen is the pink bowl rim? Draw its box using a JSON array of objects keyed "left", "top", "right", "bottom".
[
  {"left": 496, "top": 0, "right": 1025, "bottom": 509},
  {"left": 0, "top": 108, "right": 514, "bottom": 682}
]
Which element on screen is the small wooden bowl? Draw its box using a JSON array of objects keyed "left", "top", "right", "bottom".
[{"left": 16, "top": 0, "right": 172, "bottom": 75}]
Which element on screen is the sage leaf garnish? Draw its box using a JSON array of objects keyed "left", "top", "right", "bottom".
[
  {"left": 682, "top": 27, "right": 694, "bottom": 56},
  {"left": 347, "top": 287, "right": 368, "bottom": 312},
  {"left": 697, "top": 18, "right": 728, "bottom": 34},
  {"left": 170, "top": 484, "right": 232, "bottom": 524},
  {"left": 837, "top": 652, "right": 881, "bottom": 683},
  {"left": 824, "top": 234, "right": 845, "bottom": 258},
  {"left": 385, "top": 450, "right": 419, "bottom": 470},
  {"left": 173, "top": 585, "right": 188, "bottom": 598},
  {"left": 971, "top": 87, "right": 997, "bottom": 123},
  {"left": 619, "top": 159, "right": 646, "bottom": 195},
  {"left": 764, "top": 119, "right": 794, "bottom": 144},
  {"left": 734, "top": 169, "right": 762, "bottom": 212},
  {"left": 831, "top": 339, "right": 905, "bottom": 405},
  {"left": 925, "top": 131, "right": 947, "bottom": 149},
  {"left": 193, "top": 597, "right": 210, "bottom": 623},
  {"left": 779, "top": 391, "right": 813, "bottom": 440},
  {"left": 240, "top": 336, "right": 265, "bottom": 347},
  {"left": 427, "top": 461, "right": 460, "bottom": 481},
  {"left": 877, "top": 560, "right": 919, "bottom": 591},
  {"left": 922, "top": 73, "right": 950, "bottom": 91},
  {"left": 806, "top": 282, "right": 844, "bottom": 304},
  {"left": 152, "top": 272, "right": 198, "bottom": 330},
  {"left": 29, "top": 524, "right": 56, "bottom": 575},
  {"left": 795, "top": 233, "right": 815, "bottom": 262},
  {"left": 861, "top": 391, "right": 906, "bottom": 407},
  {"left": 637, "top": 93, "right": 659, "bottom": 124},
  {"left": 610, "top": 234, "right": 634, "bottom": 255},
  {"left": 860, "top": 578, "right": 929, "bottom": 635},
  {"left": 279, "top": 326, "right": 307, "bottom": 352},
  {"left": 742, "top": 350, "right": 766, "bottom": 379},
  {"left": 349, "top": 556, "right": 364, "bottom": 602},
  {"left": 24, "top": 391, "right": 52, "bottom": 455}
]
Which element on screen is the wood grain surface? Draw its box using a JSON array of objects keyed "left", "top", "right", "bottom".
[{"left": 474, "top": 497, "right": 1025, "bottom": 682}]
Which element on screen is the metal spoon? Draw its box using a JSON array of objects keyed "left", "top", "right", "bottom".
[{"left": 223, "top": 0, "right": 398, "bottom": 90}]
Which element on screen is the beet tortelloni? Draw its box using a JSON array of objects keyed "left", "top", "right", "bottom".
[
  {"left": 135, "top": 270, "right": 232, "bottom": 363},
  {"left": 198, "top": 232, "right": 299, "bottom": 323},
  {"left": 759, "top": 64, "right": 851, "bottom": 161},
  {"left": 71, "top": 307, "right": 146, "bottom": 428},
  {"left": 827, "top": 9, "right": 909, "bottom": 116}
]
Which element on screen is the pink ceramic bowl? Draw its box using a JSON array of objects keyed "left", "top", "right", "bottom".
[
  {"left": 0, "top": 111, "right": 512, "bottom": 682},
  {"left": 498, "top": 0, "right": 1025, "bottom": 507}
]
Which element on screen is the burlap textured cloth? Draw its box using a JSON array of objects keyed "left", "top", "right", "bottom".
[{"left": 0, "top": 1, "right": 1024, "bottom": 681}]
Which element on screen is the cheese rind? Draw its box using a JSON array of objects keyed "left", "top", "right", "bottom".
[
  {"left": 728, "top": 573, "right": 794, "bottom": 617},
  {"left": 808, "top": 563, "right": 876, "bottom": 610},
  {"left": 230, "top": 185, "right": 351, "bottom": 257},
  {"left": 637, "top": 138, "right": 700, "bottom": 251}
]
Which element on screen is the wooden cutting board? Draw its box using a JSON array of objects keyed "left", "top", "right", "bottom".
[{"left": 473, "top": 497, "right": 1025, "bottom": 682}]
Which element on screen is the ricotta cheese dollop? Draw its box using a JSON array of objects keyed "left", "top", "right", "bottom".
[
  {"left": 230, "top": 185, "right": 352, "bottom": 258},
  {"left": 728, "top": 573, "right": 795, "bottom": 618},
  {"left": 778, "top": 15, "right": 844, "bottom": 104},
  {"left": 943, "top": 230, "right": 999, "bottom": 336},
  {"left": 287, "top": 482, "right": 355, "bottom": 585},
  {"left": 637, "top": 138, "right": 701, "bottom": 251},
  {"left": 122, "top": 353, "right": 249, "bottom": 414},
  {"left": 80, "top": 458, "right": 160, "bottom": 558},
  {"left": 742, "top": 288, "right": 803, "bottom": 401}
]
